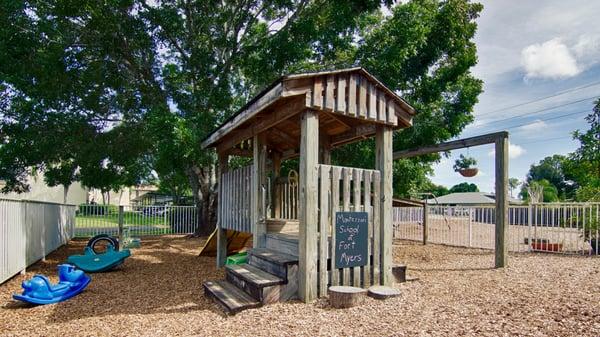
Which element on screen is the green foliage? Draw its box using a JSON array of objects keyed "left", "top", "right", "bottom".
[
  {"left": 0, "top": 0, "right": 483, "bottom": 232},
  {"left": 508, "top": 177, "right": 520, "bottom": 197},
  {"left": 520, "top": 179, "right": 559, "bottom": 203},
  {"left": 449, "top": 182, "right": 478, "bottom": 193},
  {"left": 453, "top": 154, "right": 477, "bottom": 171},
  {"left": 569, "top": 99, "right": 600, "bottom": 201},
  {"left": 519, "top": 155, "right": 577, "bottom": 201}
]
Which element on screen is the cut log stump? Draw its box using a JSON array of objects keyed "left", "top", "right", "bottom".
[
  {"left": 367, "top": 285, "right": 400, "bottom": 300},
  {"left": 328, "top": 286, "right": 367, "bottom": 309},
  {"left": 392, "top": 264, "right": 406, "bottom": 283}
]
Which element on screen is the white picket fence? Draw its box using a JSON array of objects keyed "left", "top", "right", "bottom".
[
  {"left": 75, "top": 204, "right": 199, "bottom": 237},
  {"left": 393, "top": 203, "right": 600, "bottom": 255},
  {"left": 1, "top": 199, "right": 76, "bottom": 284}
]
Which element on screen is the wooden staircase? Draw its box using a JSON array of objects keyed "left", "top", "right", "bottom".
[{"left": 203, "top": 248, "right": 299, "bottom": 314}]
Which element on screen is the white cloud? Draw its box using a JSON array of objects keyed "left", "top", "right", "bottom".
[
  {"left": 521, "top": 38, "right": 580, "bottom": 79},
  {"left": 518, "top": 120, "right": 548, "bottom": 132},
  {"left": 488, "top": 142, "right": 526, "bottom": 159}
]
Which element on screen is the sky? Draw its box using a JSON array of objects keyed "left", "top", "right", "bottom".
[{"left": 428, "top": 0, "right": 600, "bottom": 195}]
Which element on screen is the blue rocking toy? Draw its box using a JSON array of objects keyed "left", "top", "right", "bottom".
[
  {"left": 13, "top": 264, "right": 91, "bottom": 305},
  {"left": 67, "top": 244, "right": 130, "bottom": 273}
]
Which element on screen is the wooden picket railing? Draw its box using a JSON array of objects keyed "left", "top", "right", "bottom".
[
  {"left": 276, "top": 179, "right": 298, "bottom": 220},
  {"left": 219, "top": 164, "right": 253, "bottom": 233},
  {"left": 316, "top": 164, "right": 381, "bottom": 296}
]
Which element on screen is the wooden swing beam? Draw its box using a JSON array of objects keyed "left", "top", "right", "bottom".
[{"left": 393, "top": 131, "right": 509, "bottom": 268}]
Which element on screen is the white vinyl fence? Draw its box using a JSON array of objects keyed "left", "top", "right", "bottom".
[
  {"left": 393, "top": 203, "right": 600, "bottom": 255},
  {"left": 1, "top": 199, "right": 76, "bottom": 284},
  {"left": 75, "top": 204, "right": 198, "bottom": 237}
]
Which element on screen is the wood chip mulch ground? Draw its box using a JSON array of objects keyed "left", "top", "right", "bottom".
[{"left": 1, "top": 236, "right": 599, "bottom": 337}]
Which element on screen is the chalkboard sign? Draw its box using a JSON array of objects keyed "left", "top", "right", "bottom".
[{"left": 335, "top": 211, "right": 368, "bottom": 269}]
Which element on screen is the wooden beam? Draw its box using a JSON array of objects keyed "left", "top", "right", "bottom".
[
  {"left": 271, "top": 127, "right": 299, "bottom": 148},
  {"left": 202, "top": 83, "right": 283, "bottom": 148},
  {"left": 330, "top": 124, "right": 377, "bottom": 147},
  {"left": 217, "top": 152, "right": 229, "bottom": 268},
  {"left": 375, "top": 125, "right": 393, "bottom": 286},
  {"left": 298, "top": 109, "right": 319, "bottom": 303},
  {"left": 495, "top": 135, "right": 509, "bottom": 267},
  {"left": 393, "top": 131, "right": 510, "bottom": 160},
  {"left": 319, "top": 131, "right": 331, "bottom": 165},
  {"left": 215, "top": 96, "right": 306, "bottom": 154}
]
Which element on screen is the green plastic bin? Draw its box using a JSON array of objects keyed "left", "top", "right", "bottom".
[{"left": 226, "top": 252, "right": 248, "bottom": 265}]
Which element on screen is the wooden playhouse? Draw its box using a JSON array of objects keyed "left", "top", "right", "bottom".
[{"left": 201, "top": 67, "right": 415, "bottom": 312}]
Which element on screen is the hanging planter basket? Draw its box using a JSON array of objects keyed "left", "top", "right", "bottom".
[{"left": 458, "top": 168, "right": 479, "bottom": 177}]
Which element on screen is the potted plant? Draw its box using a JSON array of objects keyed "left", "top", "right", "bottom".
[{"left": 453, "top": 154, "right": 478, "bottom": 177}]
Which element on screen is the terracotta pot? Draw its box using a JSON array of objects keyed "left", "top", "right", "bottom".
[{"left": 458, "top": 168, "right": 478, "bottom": 177}]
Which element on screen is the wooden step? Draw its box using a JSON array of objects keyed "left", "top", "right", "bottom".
[
  {"left": 247, "top": 248, "right": 299, "bottom": 280},
  {"left": 226, "top": 264, "right": 285, "bottom": 287},
  {"left": 226, "top": 264, "right": 286, "bottom": 302},
  {"left": 203, "top": 280, "right": 261, "bottom": 314}
]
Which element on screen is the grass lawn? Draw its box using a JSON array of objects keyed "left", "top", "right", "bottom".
[{"left": 75, "top": 211, "right": 168, "bottom": 228}]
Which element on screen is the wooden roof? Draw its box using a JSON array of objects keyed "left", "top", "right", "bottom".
[{"left": 201, "top": 67, "right": 416, "bottom": 157}]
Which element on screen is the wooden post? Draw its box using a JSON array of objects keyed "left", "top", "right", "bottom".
[
  {"left": 217, "top": 153, "right": 229, "bottom": 268},
  {"left": 319, "top": 133, "right": 331, "bottom": 165},
  {"left": 375, "top": 125, "right": 393, "bottom": 285},
  {"left": 299, "top": 109, "right": 319, "bottom": 302},
  {"left": 272, "top": 151, "right": 281, "bottom": 219},
  {"left": 423, "top": 203, "right": 428, "bottom": 245},
  {"left": 252, "top": 134, "right": 268, "bottom": 248},
  {"left": 495, "top": 135, "right": 509, "bottom": 268}
]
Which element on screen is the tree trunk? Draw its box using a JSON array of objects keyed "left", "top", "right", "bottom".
[
  {"left": 187, "top": 163, "right": 218, "bottom": 237},
  {"left": 63, "top": 184, "right": 70, "bottom": 204}
]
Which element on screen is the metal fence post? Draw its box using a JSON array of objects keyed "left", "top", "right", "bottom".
[
  {"left": 468, "top": 207, "right": 473, "bottom": 247},
  {"left": 118, "top": 205, "right": 124, "bottom": 242},
  {"left": 423, "top": 203, "right": 428, "bottom": 245},
  {"left": 527, "top": 203, "right": 532, "bottom": 252}
]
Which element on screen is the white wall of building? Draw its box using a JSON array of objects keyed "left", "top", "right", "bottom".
[{"left": 0, "top": 173, "right": 88, "bottom": 205}]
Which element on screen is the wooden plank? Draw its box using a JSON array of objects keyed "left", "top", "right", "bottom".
[
  {"left": 372, "top": 171, "right": 381, "bottom": 285},
  {"left": 368, "top": 83, "right": 377, "bottom": 120},
  {"left": 358, "top": 77, "right": 367, "bottom": 119},
  {"left": 312, "top": 77, "right": 323, "bottom": 109},
  {"left": 375, "top": 125, "right": 393, "bottom": 285},
  {"left": 348, "top": 74, "right": 357, "bottom": 117},
  {"left": 393, "top": 131, "right": 510, "bottom": 160},
  {"left": 363, "top": 171, "right": 372, "bottom": 286},
  {"left": 336, "top": 75, "right": 347, "bottom": 113},
  {"left": 342, "top": 167, "right": 351, "bottom": 286},
  {"left": 352, "top": 168, "right": 362, "bottom": 287},
  {"left": 325, "top": 75, "right": 335, "bottom": 111},
  {"left": 318, "top": 165, "right": 331, "bottom": 297},
  {"left": 495, "top": 135, "right": 509, "bottom": 268},
  {"left": 330, "top": 166, "right": 341, "bottom": 286},
  {"left": 377, "top": 92, "right": 386, "bottom": 122},
  {"left": 388, "top": 101, "right": 398, "bottom": 124},
  {"left": 298, "top": 109, "right": 319, "bottom": 303}
]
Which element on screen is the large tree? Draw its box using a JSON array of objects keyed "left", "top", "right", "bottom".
[
  {"left": 1, "top": 0, "right": 483, "bottom": 235},
  {"left": 570, "top": 98, "right": 600, "bottom": 201}
]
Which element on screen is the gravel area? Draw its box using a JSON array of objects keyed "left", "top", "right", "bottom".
[{"left": 1, "top": 237, "right": 599, "bottom": 336}]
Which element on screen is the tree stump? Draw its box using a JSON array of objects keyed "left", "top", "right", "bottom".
[
  {"left": 367, "top": 285, "right": 400, "bottom": 300},
  {"left": 328, "top": 286, "right": 367, "bottom": 309},
  {"left": 392, "top": 264, "right": 406, "bottom": 283}
]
